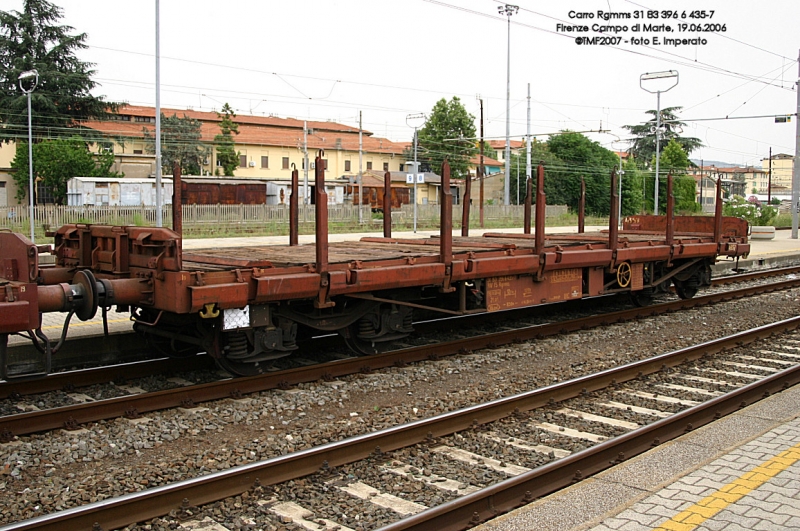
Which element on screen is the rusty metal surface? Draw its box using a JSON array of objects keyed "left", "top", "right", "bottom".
[
  {"left": 440, "top": 160, "right": 453, "bottom": 273},
  {"left": 290, "top": 166, "right": 298, "bottom": 246},
  {"left": 523, "top": 176, "right": 532, "bottom": 234},
  {"left": 609, "top": 169, "right": 619, "bottom": 255},
  {"left": 486, "top": 269, "right": 581, "bottom": 311},
  {"left": 7, "top": 312, "right": 799, "bottom": 531},
  {"left": 623, "top": 213, "right": 749, "bottom": 239},
  {"left": 384, "top": 171, "right": 392, "bottom": 238},
  {"left": 0, "top": 231, "right": 38, "bottom": 283},
  {"left": 172, "top": 163, "right": 183, "bottom": 239},
  {"left": 666, "top": 174, "right": 674, "bottom": 245},
  {"left": 579, "top": 177, "right": 585, "bottom": 233},
  {"left": 535, "top": 164, "right": 546, "bottom": 255}
]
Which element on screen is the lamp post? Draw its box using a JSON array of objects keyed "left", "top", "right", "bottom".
[
  {"left": 640, "top": 70, "right": 678, "bottom": 214},
  {"left": 19, "top": 69, "right": 38, "bottom": 243},
  {"left": 498, "top": 3, "right": 518, "bottom": 206}
]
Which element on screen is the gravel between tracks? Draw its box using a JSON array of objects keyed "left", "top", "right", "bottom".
[{"left": 2, "top": 289, "right": 799, "bottom": 529}]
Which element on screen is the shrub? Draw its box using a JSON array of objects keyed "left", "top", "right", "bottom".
[{"left": 722, "top": 195, "right": 776, "bottom": 226}]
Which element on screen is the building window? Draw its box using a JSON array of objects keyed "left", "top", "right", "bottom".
[
  {"left": 344, "top": 160, "right": 351, "bottom": 172},
  {"left": 322, "top": 159, "right": 328, "bottom": 170},
  {"left": 239, "top": 155, "right": 247, "bottom": 168},
  {"left": 399, "top": 163, "right": 404, "bottom": 171},
  {"left": 366, "top": 161, "right": 372, "bottom": 170},
  {"left": 135, "top": 116, "right": 153, "bottom": 123},
  {"left": 282, "top": 157, "right": 290, "bottom": 170},
  {"left": 133, "top": 149, "right": 143, "bottom": 155},
  {"left": 261, "top": 156, "right": 269, "bottom": 168},
  {"left": 383, "top": 162, "right": 389, "bottom": 171}
]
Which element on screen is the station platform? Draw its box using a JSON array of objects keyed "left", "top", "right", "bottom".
[
  {"left": 20, "top": 225, "right": 800, "bottom": 347},
  {"left": 475, "top": 382, "right": 800, "bottom": 531}
]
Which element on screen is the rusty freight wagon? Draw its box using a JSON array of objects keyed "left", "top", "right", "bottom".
[
  {"left": 0, "top": 153, "right": 749, "bottom": 378},
  {"left": 181, "top": 178, "right": 268, "bottom": 205},
  {"left": 347, "top": 173, "right": 410, "bottom": 211}
]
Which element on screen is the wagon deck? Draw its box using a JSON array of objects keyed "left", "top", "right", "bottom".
[{"left": 180, "top": 229, "right": 726, "bottom": 272}]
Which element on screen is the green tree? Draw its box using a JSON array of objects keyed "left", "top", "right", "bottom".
[
  {"left": 214, "top": 103, "right": 239, "bottom": 176},
  {"left": 622, "top": 106, "right": 702, "bottom": 164},
  {"left": 0, "top": 0, "right": 118, "bottom": 143},
  {"left": 647, "top": 138, "right": 698, "bottom": 213},
  {"left": 620, "top": 157, "right": 644, "bottom": 216},
  {"left": 544, "top": 132, "right": 619, "bottom": 215},
  {"left": 417, "top": 97, "right": 477, "bottom": 179},
  {"left": 508, "top": 140, "right": 563, "bottom": 205},
  {"left": 143, "top": 113, "right": 210, "bottom": 175},
  {"left": 11, "top": 136, "right": 120, "bottom": 204}
]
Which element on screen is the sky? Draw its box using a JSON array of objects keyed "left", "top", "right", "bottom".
[{"left": 4, "top": 0, "right": 799, "bottom": 168}]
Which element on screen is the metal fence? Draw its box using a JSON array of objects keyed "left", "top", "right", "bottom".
[{"left": 0, "top": 203, "right": 569, "bottom": 236}]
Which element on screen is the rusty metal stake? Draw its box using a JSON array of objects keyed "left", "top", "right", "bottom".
[
  {"left": 171, "top": 162, "right": 182, "bottom": 240},
  {"left": 461, "top": 166, "right": 471, "bottom": 237},
  {"left": 314, "top": 151, "right": 332, "bottom": 308},
  {"left": 440, "top": 159, "right": 453, "bottom": 270},
  {"left": 523, "top": 177, "right": 532, "bottom": 234},
  {"left": 579, "top": 177, "right": 586, "bottom": 233},
  {"left": 714, "top": 176, "right": 723, "bottom": 244},
  {"left": 609, "top": 169, "right": 619, "bottom": 254},
  {"left": 666, "top": 172, "right": 674, "bottom": 246},
  {"left": 290, "top": 165, "right": 299, "bottom": 246},
  {"left": 384, "top": 171, "right": 392, "bottom": 238},
  {"left": 534, "top": 163, "right": 546, "bottom": 256}
]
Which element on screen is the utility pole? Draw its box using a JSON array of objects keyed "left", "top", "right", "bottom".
[
  {"left": 154, "top": 0, "right": 162, "bottom": 227},
  {"left": 793, "top": 48, "right": 800, "bottom": 239},
  {"left": 526, "top": 83, "right": 531, "bottom": 209},
  {"left": 358, "top": 111, "right": 363, "bottom": 224},
  {"left": 499, "top": 3, "right": 518, "bottom": 206}
]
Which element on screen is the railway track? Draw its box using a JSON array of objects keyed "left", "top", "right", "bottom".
[
  {"left": 3, "top": 314, "right": 799, "bottom": 531},
  {"left": 3, "top": 263, "right": 799, "bottom": 401},
  {"left": 2, "top": 270, "right": 800, "bottom": 441}
]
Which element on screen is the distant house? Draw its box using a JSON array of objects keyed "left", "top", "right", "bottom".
[{"left": 0, "top": 104, "right": 407, "bottom": 207}]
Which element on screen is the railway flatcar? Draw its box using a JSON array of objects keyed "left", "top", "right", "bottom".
[{"left": 0, "top": 153, "right": 749, "bottom": 378}]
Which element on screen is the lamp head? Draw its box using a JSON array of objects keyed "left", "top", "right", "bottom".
[
  {"left": 18, "top": 69, "right": 38, "bottom": 80},
  {"left": 18, "top": 69, "right": 39, "bottom": 93}
]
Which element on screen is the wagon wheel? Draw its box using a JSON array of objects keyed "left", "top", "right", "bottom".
[
  {"left": 341, "top": 321, "right": 400, "bottom": 356},
  {"left": 630, "top": 288, "right": 654, "bottom": 307},
  {"left": 616, "top": 262, "right": 632, "bottom": 288},
  {"left": 673, "top": 278, "right": 699, "bottom": 299}
]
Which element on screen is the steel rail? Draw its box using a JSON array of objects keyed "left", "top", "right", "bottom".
[
  {"left": 0, "top": 355, "right": 215, "bottom": 400},
  {"left": 3, "top": 264, "right": 797, "bottom": 399},
  {"left": 3, "top": 315, "right": 799, "bottom": 531},
  {"left": 2, "top": 276, "right": 800, "bottom": 441}
]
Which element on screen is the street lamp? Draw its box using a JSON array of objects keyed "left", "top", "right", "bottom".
[
  {"left": 640, "top": 70, "right": 678, "bottom": 214},
  {"left": 406, "top": 113, "right": 426, "bottom": 233},
  {"left": 498, "top": 3, "right": 518, "bottom": 206},
  {"left": 19, "top": 69, "right": 38, "bottom": 243}
]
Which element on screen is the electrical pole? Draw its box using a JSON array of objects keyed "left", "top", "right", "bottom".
[
  {"left": 793, "top": 48, "right": 800, "bottom": 239},
  {"left": 526, "top": 83, "right": 531, "bottom": 210},
  {"left": 499, "top": 3, "right": 518, "bottom": 206},
  {"left": 358, "top": 111, "right": 363, "bottom": 224},
  {"left": 154, "top": 0, "right": 162, "bottom": 227}
]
